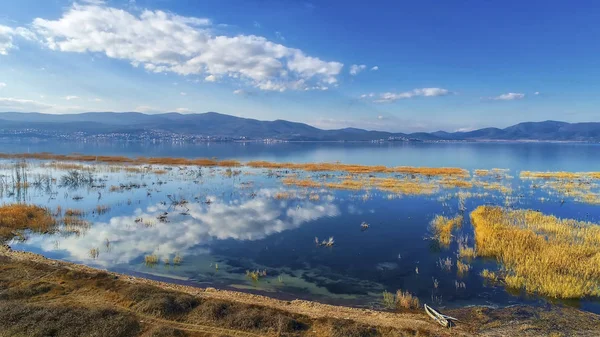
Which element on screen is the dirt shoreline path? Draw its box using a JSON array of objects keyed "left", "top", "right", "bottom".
[{"left": 2, "top": 245, "right": 600, "bottom": 337}]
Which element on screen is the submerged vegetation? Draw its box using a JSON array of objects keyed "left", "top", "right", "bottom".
[{"left": 471, "top": 206, "right": 600, "bottom": 298}]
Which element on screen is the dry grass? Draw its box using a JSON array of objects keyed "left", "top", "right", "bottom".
[
  {"left": 430, "top": 214, "right": 463, "bottom": 246},
  {"left": 471, "top": 206, "right": 600, "bottom": 298},
  {"left": 458, "top": 244, "right": 477, "bottom": 260},
  {"left": 152, "top": 169, "right": 168, "bottom": 175},
  {"left": 520, "top": 171, "right": 600, "bottom": 180},
  {"left": 64, "top": 208, "right": 85, "bottom": 217},
  {"left": 247, "top": 160, "right": 468, "bottom": 176},
  {"left": 395, "top": 290, "right": 420, "bottom": 310},
  {"left": 282, "top": 177, "right": 322, "bottom": 188},
  {"left": 145, "top": 254, "right": 159, "bottom": 266},
  {"left": 94, "top": 205, "right": 111, "bottom": 215},
  {"left": 374, "top": 177, "right": 438, "bottom": 195},
  {"left": 456, "top": 260, "right": 471, "bottom": 276},
  {"left": 0, "top": 152, "right": 241, "bottom": 168},
  {"left": 0, "top": 204, "right": 57, "bottom": 240},
  {"left": 480, "top": 269, "right": 499, "bottom": 282},
  {"left": 382, "top": 290, "right": 420, "bottom": 311}
]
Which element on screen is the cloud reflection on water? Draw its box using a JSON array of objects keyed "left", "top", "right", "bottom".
[{"left": 25, "top": 189, "right": 340, "bottom": 266}]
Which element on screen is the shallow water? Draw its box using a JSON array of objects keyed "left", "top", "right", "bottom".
[{"left": 1, "top": 140, "right": 599, "bottom": 313}]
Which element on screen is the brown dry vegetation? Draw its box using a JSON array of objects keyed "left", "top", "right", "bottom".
[
  {"left": 0, "top": 247, "right": 447, "bottom": 337},
  {"left": 0, "top": 153, "right": 472, "bottom": 179},
  {"left": 430, "top": 214, "right": 463, "bottom": 246},
  {"left": 471, "top": 206, "right": 600, "bottom": 298},
  {"left": 0, "top": 152, "right": 240, "bottom": 168},
  {"left": 282, "top": 177, "right": 323, "bottom": 188},
  {"left": 1, "top": 247, "right": 599, "bottom": 336},
  {"left": 0, "top": 204, "right": 57, "bottom": 241},
  {"left": 520, "top": 171, "right": 600, "bottom": 180},
  {"left": 248, "top": 160, "right": 469, "bottom": 176}
]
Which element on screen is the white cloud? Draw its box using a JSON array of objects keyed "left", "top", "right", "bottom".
[
  {"left": 0, "top": 82, "right": 6, "bottom": 88},
  {"left": 233, "top": 89, "right": 247, "bottom": 95},
  {"left": 0, "top": 25, "right": 35, "bottom": 55},
  {"left": 372, "top": 88, "right": 451, "bottom": 103},
  {"left": 31, "top": 4, "right": 343, "bottom": 91},
  {"left": 492, "top": 92, "right": 525, "bottom": 101},
  {"left": 0, "top": 97, "right": 53, "bottom": 110},
  {"left": 0, "top": 97, "right": 84, "bottom": 113},
  {"left": 534, "top": 91, "right": 540, "bottom": 95},
  {"left": 349, "top": 64, "right": 367, "bottom": 76},
  {"left": 64, "top": 95, "right": 79, "bottom": 100},
  {"left": 180, "top": 92, "right": 187, "bottom": 96},
  {"left": 371, "top": 66, "right": 379, "bottom": 71},
  {"left": 204, "top": 75, "right": 217, "bottom": 82},
  {"left": 175, "top": 107, "right": 190, "bottom": 113},
  {"left": 81, "top": 0, "right": 106, "bottom": 4},
  {"left": 90, "top": 97, "right": 102, "bottom": 102},
  {"left": 134, "top": 105, "right": 157, "bottom": 112},
  {"left": 275, "top": 31, "right": 285, "bottom": 41},
  {"left": 359, "top": 93, "right": 375, "bottom": 99}
]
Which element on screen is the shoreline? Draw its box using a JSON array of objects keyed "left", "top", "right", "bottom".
[{"left": 2, "top": 245, "right": 600, "bottom": 336}]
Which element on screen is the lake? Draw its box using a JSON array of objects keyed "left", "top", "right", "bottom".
[{"left": 1, "top": 140, "right": 599, "bottom": 313}]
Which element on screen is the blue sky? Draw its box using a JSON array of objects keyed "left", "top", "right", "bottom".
[{"left": 1, "top": 0, "right": 599, "bottom": 132}]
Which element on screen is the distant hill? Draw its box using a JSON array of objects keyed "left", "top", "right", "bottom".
[{"left": 0, "top": 112, "right": 598, "bottom": 142}]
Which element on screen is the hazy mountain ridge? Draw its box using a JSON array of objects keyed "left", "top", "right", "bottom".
[{"left": 0, "top": 112, "right": 598, "bottom": 142}]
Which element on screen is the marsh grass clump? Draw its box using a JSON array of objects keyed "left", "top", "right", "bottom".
[
  {"left": 246, "top": 269, "right": 267, "bottom": 282},
  {"left": 480, "top": 269, "right": 499, "bottom": 283},
  {"left": 173, "top": 253, "right": 182, "bottom": 265},
  {"left": 381, "top": 290, "right": 420, "bottom": 311},
  {"left": 94, "top": 205, "right": 111, "bottom": 215},
  {"left": 89, "top": 248, "right": 100, "bottom": 259},
  {"left": 0, "top": 204, "right": 57, "bottom": 241},
  {"left": 437, "top": 257, "right": 453, "bottom": 272},
  {"left": 282, "top": 177, "right": 322, "bottom": 188},
  {"left": 64, "top": 208, "right": 85, "bottom": 217},
  {"left": 471, "top": 206, "right": 600, "bottom": 298},
  {"left": 457, "top": 260, "right": 471, "bottom": 276},
  {"left": 395, "top": 290, "right": 420, "bottom": 310},
  {"left": 458, "top": 244, "right": 477, "bottom": 260},
  {"left": 382, "top": 291, "right": 395, "bottom": 309},
  {"left": 62, "top": 216, "right": 91, "bottom": 236},
  {"left": 145, "top": 254, "right": 159, "bottom": 267},
  {"left": 430, "top": 214, "right": 463, "bottom": 246},
  {"left": 59, "top": 170, "right": 95, "bottom": 189}
]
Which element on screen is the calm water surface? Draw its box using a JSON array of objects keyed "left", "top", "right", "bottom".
[{"left": 1, "top": 140, "right": 599, "bottom": 313}]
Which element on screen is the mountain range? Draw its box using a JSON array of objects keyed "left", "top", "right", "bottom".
[{"left": 0, "top": 112, "right": 599, "bottom": 142}]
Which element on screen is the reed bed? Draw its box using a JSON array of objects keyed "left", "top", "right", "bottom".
[
  {"left": 471, "top": 206, "right": 600, "bottom": 298},
  {"left": 373, "top": 177, "right": 438, "bottom": 195},
  {"left": 381, "top": 290, "right": 420, "bottom": 311},
  {"left": 430, "top": 214, "right": 463, "bottom": 246},
  {"left": 519, "top": 170, "right": 600, "bottom": 205},
  {"left": 0, "top": 152, "right": 240, "bottom": 168},
  {"left": 248, "top": 160, "right": 469, "bottom": 176},
  {"left": 282, "top": 177, "right": 322, "bottom": 188},
  {"left": 520, "top": 171, "right": 600, "bottom": 180},
  {"left": 0, "top": 204, "right": 57, "bottom": 240}
]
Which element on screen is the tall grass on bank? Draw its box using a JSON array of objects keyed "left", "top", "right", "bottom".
[
  {"left": 0, "top": 204, "right": 57, "bottom": 240},
  {"left": 471, "top": 206, "right": 600, "bottom": 298},
  {"left": 382, "top": 290, "right": 420, "bottom": 311}
]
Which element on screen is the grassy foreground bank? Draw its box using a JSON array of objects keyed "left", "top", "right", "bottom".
[{"left": 1, "top": 246, "right": 600, "bottom": 337}]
